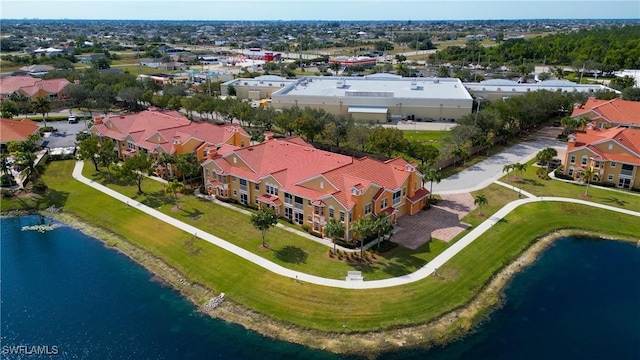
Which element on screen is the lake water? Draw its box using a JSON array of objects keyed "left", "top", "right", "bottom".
[{"left": 2, "top": 216, "right": 639, "bottom": 359}]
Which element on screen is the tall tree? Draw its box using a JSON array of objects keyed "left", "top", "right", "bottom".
[
  {"left": 175, "top": 153, "right": 200, "bottom": 183},
  {"left": 77, "top": 135, "right": 101, "bottom": 171},
  {"left": 1, "top": 101, "right": 19, "bottom": 119},
  {"left": 579, "top": 167, "right": 599, "bottom": 197},
  {"left": 372, "top": 215, "right": 393, "bottom": 249},
  {"left": 536, "top": 147, "right": 558, "bottom": 174},
  {"left": 324, "top": 217, "right": 345, "bottom": 254},
  {"left": 422, "top": 167, "right": 441, "bottom": 200},
  {"left": 474, "top": 194, "right": 488, "bottom": 216},
  {"left": 407, "top": 141, "right": 439, "bottom": 166},
  {"left": 32, "top": 97, "right": 51, "bottom": 127},
  {"left": 351, "top": 217, "right": 373, "bottom": 257},
  {"left": 119, "top": 152, "right": 153, "bottom": 194},
  {"left": 98, "top": 138, "right": 118, "bottom": 181},
  {"left": 165, "top": 179, "right": 185, "bottom": 209},
  {"left": 250, "top": 207, "right": 278, "bottom": 248},
  {"left": 368, "top": 127, "right": 406, "bottom": 158}
]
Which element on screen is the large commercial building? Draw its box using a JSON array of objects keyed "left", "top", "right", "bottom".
[
  {"left": 221, "top": 75, "right": 296, "bottom": 100},
  {"left": 464, "top": 79, "right": 617, "bottom": 101},
  {"left": 268, "top": 74, "right": 473, "bottom": 122},
  {"left": 202, "top": 136, "right": 429, "bottom": 239}
]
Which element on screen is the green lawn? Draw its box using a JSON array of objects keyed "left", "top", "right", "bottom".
[
  {"left": 501, "top": 161, "right": 640, "bottom": 213},
  {"left": 402, "top": 130, "right": 450, "bottom": 147},
  {"left": 3, "top": 160, "right": 638, "bottom": 333},
  {"left": 80, "top": 161, "right": 448, "bottom": 281}
]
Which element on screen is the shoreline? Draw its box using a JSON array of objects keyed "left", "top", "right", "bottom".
[{"left": 5, "top": 210, "right": 637, "bottom": 356}]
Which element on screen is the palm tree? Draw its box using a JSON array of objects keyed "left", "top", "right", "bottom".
[
  {"left": 323, "top": 218, "right": 345, "bottom": 254},
  {"left": 536, "top": 147, "right": 558, "bottom": 173},
  {"left": 579, "top": 167, "right": 599, "bottom": 197},
  {"left": 351, "top": 217, "right": 372, "bottom": 257},
  {"left": 372, "top": 215, "right": 393, "bottom": 249},
  {"left": 9, "top": 92, "right": 30, "bottom": 117},
  {"left": 503, "top": 164, "right": 514, "bottom": 181},
  {"left": 32, "top": 97, "right": 51, "bottom": 127},
  {"left": 423, "top": 168, "right": 441, "bottom": 201},
  {"left": 474, "top": 194, "right": 488, "bottom": 216},
  {"left": 157, "top": 152, "right": 176, "bottom": 179},
  {"left": 451, "top": 148, "right": 467, "bottom": 167},
  {"left": 513, "top": 162, "right": 527, "bottom": 181},
  {"left": 165, "top": 180, "right": 185, "bottom": 208}
]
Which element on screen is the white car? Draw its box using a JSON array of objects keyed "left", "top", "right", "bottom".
[{"left": 68, "top": 116, "right": 77, "bottom": 123}]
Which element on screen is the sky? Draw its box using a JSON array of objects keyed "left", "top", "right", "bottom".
[{"left": 1, "top": 0, "right": 639, "bottom": 21}]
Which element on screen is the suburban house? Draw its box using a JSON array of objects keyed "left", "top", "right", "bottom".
[
  {"left": 570, "top": 97, "right": 640, "bottom": 129},
  {"left": 0, "top": 118, "right": 40, "bottom": 151},
  {"left": 90, "top": 108, "right": 251, "bottom": 179},
  {"left": 0, "top": 75, "right": 70, "bottom": 102},
  {"left": 563, "top": 126, "right": 640, "bottom": 189},
  {"left": 201, "top": 135, "right": 430, "bottom": 239}
]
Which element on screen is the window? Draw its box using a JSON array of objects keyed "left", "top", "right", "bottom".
[
  {"left": 568, "top": 167, "right": 574, "bottom": 176},
  {"left": 348, "top": 212, "right": 352, "bottom": 222},
  {"left": 308, "top": 199, "right": 312, "bottom": 206},
  {"left": 255, "top": 183, "right": 260, "bottom": 190},
  {"left": 570, "top": 155, "right": 576, "bottom": 164},
  {"left": 255, "top": 196, "right": 259, "bottom": 204},
  {"left": 233, "top": 190, "right": 237, "bottom": 196},
  {"left": 205, "top": 169, "right": 210, "bottom": 178},
  {"left": 610, "top": 162, "right": 616, "bottom": 168},
  {"left": 231, "top": 176, "right": 237, "bottom": 182},
  {"left": 392, "top": 190, "right": 402, "bottom": 206},
  {"left": 381, "top": 198, "right": 388, "bottom": 209},
  {"left": 594, "top": 161, "right": 600, "bottom": 168},
  {"left": 607, "top": 174, "right": 614, "bottom": 181},
  {"left": 608, "top": 144, "right": 613, "bottom": 150},
  {"left": 294, "top": 212, "right": 304, "bottom": 225},
  {"left": 128, "top": 141, "right": 135, "bottom": 150},
  {"left": 328, "top": 207, "right": 334, "bottom": 218},
  {"left": 402, "top": 187, "right": 406, "bottom": 196},
  {"left": 364, "top": 203, "right": 372, "bottom": 215},
  {"left": 285, "top": 207, "right": 292, "bottom": 219},
  {"left": 307, "top": 215, "right": 312, "bottom": 222},
  {"left": 339, "top": 211, "right": 345, "bottom": 222},
  {"left": 581, "top": 156, "right": 588, "bottom": 166},
  {"left": 266, "top": 184, "right": 278, "bottom": 196}
]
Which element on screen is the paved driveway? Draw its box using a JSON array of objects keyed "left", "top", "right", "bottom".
[
  {"left": 393, "top": 193, "right": 476, "bottom": 249},
  {"left": 433, "top": 136, "right": 566, "bottom": 195}
]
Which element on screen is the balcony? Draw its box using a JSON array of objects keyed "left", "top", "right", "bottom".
[
  {"left": 284, "top": 198, "right": 292, "bottom": 205},
  {"left": 240, "top": 184, "right": 248, "bottom": 192},
  {"left": 620, "top": 169, "right": 633, "bottom": 177},
  {"left": 294, "top": 203, "right": 304, "bottom": 211}
]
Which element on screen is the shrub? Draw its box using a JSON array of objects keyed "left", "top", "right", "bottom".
[
  {"left": 301, "top": 224, "right": 311, "bottom": 233},
  {"left": 309, "top": 231, "right": 322, "bottom": 238},
  {"left": 1, "top": 174, "right": 16, "bottom": 187}
]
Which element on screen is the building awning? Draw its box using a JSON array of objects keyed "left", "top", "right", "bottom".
[
  {"left": 348, "top": 106, "right": 388, "bottom": 114},
  {"left": 407, "top": 188, "right": 430, "bottom": 203},
  {"left": 257, "top": 194, "right": 282, "bottom": 206}
]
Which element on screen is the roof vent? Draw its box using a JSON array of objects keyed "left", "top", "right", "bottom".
[
  {"left": 410, "top": 79, "right": 418, "bottom": 90},
  {"left": 336, "top": 80, "right": 344, "bottom": 88}
]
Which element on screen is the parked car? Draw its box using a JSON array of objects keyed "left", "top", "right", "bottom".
[{"left": 68, "top": 115, "right": 77, "bottom": 124}]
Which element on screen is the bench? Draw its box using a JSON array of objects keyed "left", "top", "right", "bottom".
[{"left": 346, "top": 271, "right": 364, "bottom": 281}]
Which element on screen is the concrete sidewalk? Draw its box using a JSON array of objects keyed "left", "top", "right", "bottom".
[{"left": 72, "top": 161, "right": 640, "bottom": 290}]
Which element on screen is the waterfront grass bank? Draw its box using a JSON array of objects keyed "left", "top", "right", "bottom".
[{"left": 2, "top": 160, "right": 639, "bottom": 355}]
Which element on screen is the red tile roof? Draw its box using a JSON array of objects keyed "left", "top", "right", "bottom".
[
  {"left": 571, "top": 98, "right": 640, "bottom": 126},
  {"left": 0, "top": 118, "right": 40, "bottom": 143},
  {"left": 92, "top": 109, "right": 249, "bottom": 154},
  {"left": 208, "top": 137, "right": 419, "bottom": 209},
  {"left": 0, "top": 75, "right": 69, "bottom": 97}
]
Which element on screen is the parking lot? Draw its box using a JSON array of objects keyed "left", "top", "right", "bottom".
[{"left": 39, "top": 120, "right": 89, "bottom": 149}]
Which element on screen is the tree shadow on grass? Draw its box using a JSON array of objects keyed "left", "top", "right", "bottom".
[
  {"left": 601, "top": 196, "right": 628, "bottom": 207},
  {"left": 274, "top": 245, "right": 308, "bottom": 264},
  {"left": 180, "top": 207, "right": 204, "bottom": 220},
  {"left": 135, "top": 191, "right": 171, "bottom": 209}
]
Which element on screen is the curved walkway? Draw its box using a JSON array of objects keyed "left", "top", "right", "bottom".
[{"left": 72, "top": 161, "right": 640, "bottom": 290}]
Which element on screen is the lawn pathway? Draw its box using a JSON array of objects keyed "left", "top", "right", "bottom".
[{"left": 72, "top": 161, "right": 640, "bottom": 290}]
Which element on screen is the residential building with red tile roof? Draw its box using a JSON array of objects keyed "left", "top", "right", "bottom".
[
  {"left": 0, "top": 75, "right": 70, "bottom": 102},
  {"left": 202, "top": 137, "right": 429, "bottom": 239},
  {"left": 90, "top": 108, "right": 250, "bottom": 179},
  {"left": 0, "top": 118, "right": 40, "bottom": 149},
  {"left": 571, "top": 97, "right": 640, "bottom": 130},
  {"left": 563, "top": 126, "right": 640, "bottom": 189}
]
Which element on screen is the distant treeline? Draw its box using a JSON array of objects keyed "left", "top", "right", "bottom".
[{"left": 430, "top": 25, "right": 640, "bottom": 72}]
